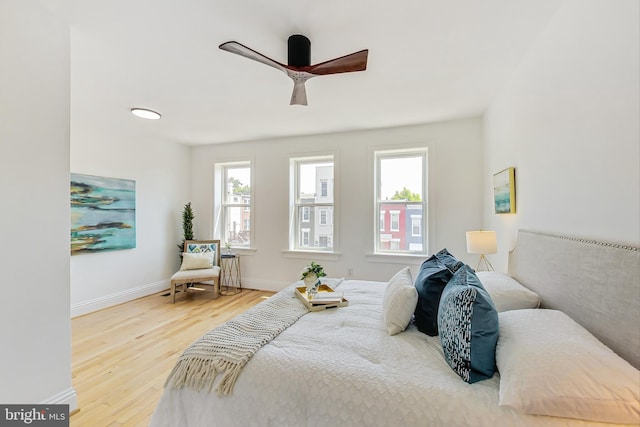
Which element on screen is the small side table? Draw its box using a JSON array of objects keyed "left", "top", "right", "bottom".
[{"left": 220, "top": 254, "right": 242, "bottom": 295}]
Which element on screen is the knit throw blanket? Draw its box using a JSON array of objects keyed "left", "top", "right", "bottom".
[{"left": 164, "top": 285, "right": 310, "bottom": 396}]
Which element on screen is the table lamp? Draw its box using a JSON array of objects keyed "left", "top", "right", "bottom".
[{"left": 466, "top": 230, "right": 497, "bottom": 271}]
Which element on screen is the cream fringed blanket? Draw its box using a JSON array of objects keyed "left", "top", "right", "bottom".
[{"left": 164, "top": 285, "right": 310, "bottom": 396}]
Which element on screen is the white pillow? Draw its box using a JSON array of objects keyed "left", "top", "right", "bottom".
[
  {"left": 476, "top": 271, "right": 539, "bottom": 312},
  {"left": 180, "top": 252, "right": 214, "bottom": 271},
  {"left": 382, "top": 267, "right": 418, "bottom": 336},
  {"left": 497, "top": 309, "right": 640, "bottom": 424}
]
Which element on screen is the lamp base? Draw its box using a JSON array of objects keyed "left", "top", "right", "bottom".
[{"left": 474, "top": 254, "right": 494, "bottom": 271}]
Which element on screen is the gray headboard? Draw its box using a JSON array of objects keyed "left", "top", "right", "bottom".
[{"left": 508, "top": 229, "right": 640, "bottom": 369}]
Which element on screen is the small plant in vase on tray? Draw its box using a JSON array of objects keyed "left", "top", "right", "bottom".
[{"left": 300, "top": 261, "right": 326, "bottom": 299}]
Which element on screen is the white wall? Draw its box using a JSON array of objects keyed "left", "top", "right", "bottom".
[
  {"left": 484, "top": 0, "right": 640, "bottom": 271},
  {"left": 70, "top": 126, "right": 191, "bottom": 316},
  {"left": 191, "top": 118, "right": 484, "bottom": 290},
  {"left": 0, "top": 1, "right": 76, "bottom": 408}
]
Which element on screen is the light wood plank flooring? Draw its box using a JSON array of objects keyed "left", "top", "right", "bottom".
[{"left": 71, "top": 288, "right": 274, "bottom": 427}]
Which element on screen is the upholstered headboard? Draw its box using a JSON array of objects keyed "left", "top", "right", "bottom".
[{"left": 508, "top": 230, "right": 640, "bottom": 369}]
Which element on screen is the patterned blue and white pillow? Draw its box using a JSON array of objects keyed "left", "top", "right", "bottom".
[
  {"left": 438, "top": 264, "right": 499, "bottom": 383},
  {"left": 186, "top": 242, "right": 218, "bottom": 266}
]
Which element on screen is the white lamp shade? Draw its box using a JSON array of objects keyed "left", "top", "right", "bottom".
[{"left": 466, "top": 231, "right": 497, "bottom": 254}]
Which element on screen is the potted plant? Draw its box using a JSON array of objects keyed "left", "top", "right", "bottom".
[
  {"left": 300, "top": 261, "right": 326, "bottom": 298},
  {"left": 177, "top": 202, "right": 195, "bottom": 256}
]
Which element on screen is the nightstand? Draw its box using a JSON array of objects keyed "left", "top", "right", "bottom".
[{"left": 220, "top": 254, "right": 242, "bottom": 295}]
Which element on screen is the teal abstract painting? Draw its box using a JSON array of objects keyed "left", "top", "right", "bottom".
[
  {"left": 71, "top": 173, "right": 136, "bottom": 254},
  {"left": 493, "top": 167, "right": 516, "bottom": 214}
]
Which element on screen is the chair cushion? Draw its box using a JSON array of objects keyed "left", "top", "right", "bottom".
[
  {"left": 171, "top": 266, "right": 220, "bottom": 282},
  {"left": 180, "top": 252, "right": 214, "bottom": 270}
]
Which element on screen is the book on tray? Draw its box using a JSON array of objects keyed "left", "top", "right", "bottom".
[{"left": 310, "top": 292, "right": 343, "bottom": 305}]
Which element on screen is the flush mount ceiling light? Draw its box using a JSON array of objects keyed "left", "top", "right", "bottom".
[{"left": 131, "top": 108, "right": 161, "bottom": 120}]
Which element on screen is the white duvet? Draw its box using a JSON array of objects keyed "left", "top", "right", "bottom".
[{"left": 150, "top": 280, "right": 631, "bottom": 427}]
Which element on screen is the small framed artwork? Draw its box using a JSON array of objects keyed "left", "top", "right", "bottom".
[{"left": 493, "top": 167, "right": 516, "bottom": 214}]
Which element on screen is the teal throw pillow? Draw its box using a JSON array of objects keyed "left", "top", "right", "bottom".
[{"left": 438, "top": 264, "right": 499, "bottom": 383}]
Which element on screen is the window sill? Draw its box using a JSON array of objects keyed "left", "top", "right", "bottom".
[
  {"left": 230, "top": 247, "right": 256, "bottom": 256},
  {"left": 365, "top": 252, "right": 427, "bottom": 264},
  {"left": 282, "top": 250, "right": 342, "bottom": 261}
]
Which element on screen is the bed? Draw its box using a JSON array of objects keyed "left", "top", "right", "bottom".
[{"left": 150, "top": 230, "right": 640, "bottom": 426}]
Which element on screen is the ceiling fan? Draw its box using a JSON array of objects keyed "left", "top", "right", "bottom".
[{"left": 219, "top": 35, "right": 368, "bottom": 106}]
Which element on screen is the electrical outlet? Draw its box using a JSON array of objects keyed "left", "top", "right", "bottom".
[{"left": 347, "top": 268, "right": 353, "bottom": 276}]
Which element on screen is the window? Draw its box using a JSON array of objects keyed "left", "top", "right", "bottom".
[
  {"left": 411, "top": 214, "right": 422, "bottom": 236},
  {"left": 320, "top": 180, "right": 328, "bottom": 197},
  {"left": 291, "top": 156, "right": 335, "bottom": 251},
  {"left": 375, "top": 148, "right": 427, "bottom": 254},
  {"left": 319, "top": 209, "right": 328, "bottom": 225},
  {"left": 390, "top": 210, "right": 400, "bottom": 232},
  {"left": 301, "top": 229, "right": 310, "bottom": 247},
  {"left": 215, "top": 161, "right": 253, "bottom": 249}
]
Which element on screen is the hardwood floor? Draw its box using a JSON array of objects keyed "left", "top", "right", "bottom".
[{"left": 70, "top": 288, "right": 274, "bottom": 427}]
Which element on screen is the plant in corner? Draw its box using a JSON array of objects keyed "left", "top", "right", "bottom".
[{"left": 177, "top": 202, "right": 195, "bottom": 256}]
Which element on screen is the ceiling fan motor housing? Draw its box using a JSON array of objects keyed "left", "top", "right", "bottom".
[{"left": 288, "top": 35, "right": 311, "bottom": 67}]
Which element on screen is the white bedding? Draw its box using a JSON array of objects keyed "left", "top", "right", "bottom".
[{"left": 151, "top": 280, "right": 634, "bottom": 427}]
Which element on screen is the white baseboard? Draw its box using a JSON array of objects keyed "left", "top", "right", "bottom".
[
  {"left": 71, "top": 280, "right": 169, "bottom": 318},
  {"left": 41, "top": 386, "right": 78, "bottom": 412},
  {"left": 241, "top": 277, "right": 291, "bottom": 293},
  {"left": 71, "top": 277, "right": 296, "bottom": 317}
]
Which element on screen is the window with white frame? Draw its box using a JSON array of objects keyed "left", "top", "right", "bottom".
[
  {"left": 291, "top": 156, "right": 335, "bottom": 251},
  {"left": 390, "top": 210, "right": 400, "bottom": 231},
  {"left": 375, "top": 148, "right": 427, "bottom": 254},
  {"left": 215, "top": 161, "right": 253, "bottom": 249},
  {"left": 301, "top": 229, "right": 310, "bottom": 247},
  {"left": 411, "top": 214, "right": 422, "bottom": 236},
  {"left": 320, "top": 180, "right": 328, "bottom": 197},
  {"left": 319, "top": 209, "right": 328, "bottom": 225}
]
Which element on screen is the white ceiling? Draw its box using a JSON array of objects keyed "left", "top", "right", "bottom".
[{"left": 40, "top": 0, "right": 563, "bottom": 145}]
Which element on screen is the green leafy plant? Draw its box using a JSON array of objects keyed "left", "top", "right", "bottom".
[
  {"left": 391, "top": 187, "right": 421, "bottom": 201},
  {"left": 300, "top": 261, "right": 326, "bottom": 280},
  {"left": 177, "top": 202, "right": 195, "bottom": 254}
]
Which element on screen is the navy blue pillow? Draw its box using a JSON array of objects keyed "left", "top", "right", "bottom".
[
  {"left": 434, "top": 248, "right": 460, "bottom": 270},
  {"left": 438, "top": 264, "right": 499, "bottom": 383},
  {"left": 413, "top": 255, "right": 463, "bottom": 336}
]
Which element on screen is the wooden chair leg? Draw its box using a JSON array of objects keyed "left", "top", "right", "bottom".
[
  {"left": 214, "top": 278, "right": 220, "bottom": 298},
  {"left": 171, "top": 280, "right": 176, "bottom": 303}
]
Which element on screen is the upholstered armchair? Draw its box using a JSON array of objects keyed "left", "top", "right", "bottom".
[{"left": 170, "top": 240, "right": 221, "bottom": 303}]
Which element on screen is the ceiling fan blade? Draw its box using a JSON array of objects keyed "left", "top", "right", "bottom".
[
  {"left": 307, "top": 49, "right": 368, "bottom": 76},
  {"left": 219, "top": 41, "right": 288, "bottom": 74}
]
